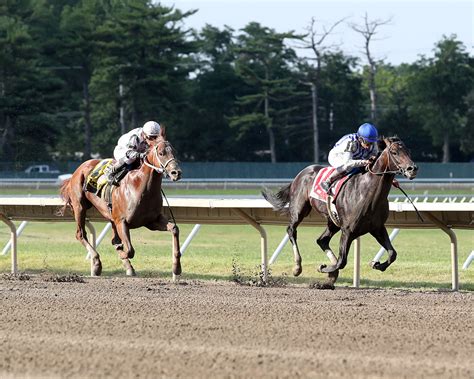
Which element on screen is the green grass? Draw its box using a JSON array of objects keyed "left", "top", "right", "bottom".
[
  {"left": 1, "top": 186, "right": 472, "bottom": 290},
  {"left": 0, "top": 221, "right": 472, "bottom": 291}
]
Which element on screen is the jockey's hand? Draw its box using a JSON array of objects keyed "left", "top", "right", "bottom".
[
  {"left": 368, "top": 155, "right": 377, "bottom": 164},
  {"left": 139, "top": 152, "right": 147, "bottom": 160},
  {"left": 126, "top": 150, "right": 140, "bottom": 160}
]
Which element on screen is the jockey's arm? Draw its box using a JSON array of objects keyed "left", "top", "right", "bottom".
[
  {"left": 330, "top": 147, "right": 368, "bottom": 172},
  {"left": 341, "top": 158, "right": 370, "bottom": 172},
  {"left": 120, "top": 134, "right": 141, "bottom": 164}
]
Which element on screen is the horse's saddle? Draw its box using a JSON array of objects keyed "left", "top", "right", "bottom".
[
  {"left": 84, "top": 159, "right": 115, "bottom": 207},
  {"left": 309, "top": 167, "right": 350, "bottom": 203}
]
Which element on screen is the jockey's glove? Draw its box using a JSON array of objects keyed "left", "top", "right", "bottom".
[
  {"left": 354, "top": 160, "right": 370, "bottom": 167},
  {"left": 125, "top": 150, "right": 138, "bottom": 160}
]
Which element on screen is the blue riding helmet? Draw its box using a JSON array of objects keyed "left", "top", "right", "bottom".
[{"left": 357, "top": 123, "right": 378, "bottom": 143}]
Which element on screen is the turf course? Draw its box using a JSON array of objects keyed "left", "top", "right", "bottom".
[
  {"left": 0, "top": 220, "right": 472, "bottom": 291},
  {"left": 0, "top": 186, "right": 472, "bottom": 290}
]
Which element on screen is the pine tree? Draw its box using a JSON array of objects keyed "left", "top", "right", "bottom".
[{"left": 231, "top": 22, "right": 302, "bottom": 162}]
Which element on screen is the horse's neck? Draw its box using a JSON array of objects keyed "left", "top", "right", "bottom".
[
  {"left": 141, "top": 165, "right": 162, "bottom": 195},
  {"left": 122, "top": 164, "right": 163, "bottom": 201},
  {"left": 365, "top": 171, "right": 393, "bottom": 200},
  {"left": 364, "top": 153, "right": 394, "bottom": 204}
]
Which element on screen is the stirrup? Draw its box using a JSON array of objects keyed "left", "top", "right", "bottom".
[{"left": 107, "top": 175, "right": 119, "bottom": 186}]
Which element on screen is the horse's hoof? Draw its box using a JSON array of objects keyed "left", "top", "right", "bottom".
[
  {"left": 292, "top": 266, "right": 302, "bottom": 277},
  {"left": 91, "top": 259, "right": 102, "bottom": 277},
  {"left": 371, "top": 261, "right": 387, "bottom": 271},
  {"left": 310, "top": 281, "right": 335, "bottom": 290},
  {"left": 126, "top": 268, "right": 136, "bottom": 276},
  {"left": 172, "top": 273, "right": 180, "bottom": 282},
  {"left": 91, "top": 269, "right": 101, "bottom": 277},
  {"left": 173, "top": 264, "right": 182, "bottom": 276},
  {"left": 317, "top": 264, "right": 327, "bottom": 273}
]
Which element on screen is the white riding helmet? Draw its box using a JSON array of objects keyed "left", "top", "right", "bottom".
[{"left": 142, "top": 121, "right": 161, "bottom": 138}]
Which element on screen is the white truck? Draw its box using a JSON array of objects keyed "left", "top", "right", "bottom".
[{"left": 24, "top": 165, "right": 60, "bottom": 174}]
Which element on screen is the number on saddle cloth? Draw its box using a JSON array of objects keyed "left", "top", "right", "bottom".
[{"left": 84, "top": 159, "right": 114, "bottom": 193}]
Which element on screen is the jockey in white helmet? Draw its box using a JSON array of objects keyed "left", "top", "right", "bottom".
[
  {"left": 106, "top": 121, "right": 161, "bottom": 185},
  {"left": 321, "top": 123, "right": 379, "bottom": 193}
]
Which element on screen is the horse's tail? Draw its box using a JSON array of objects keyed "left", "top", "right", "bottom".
[
  {"left": 58, "top": 178, "right": 72, "bottom": 216},
  {"left": 262, "top": 184, "right": 291, "bottom": 215}
]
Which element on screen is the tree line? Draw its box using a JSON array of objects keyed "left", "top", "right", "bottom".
[{"left": 1, "top": 0, "right": 473, "bottom": 164}]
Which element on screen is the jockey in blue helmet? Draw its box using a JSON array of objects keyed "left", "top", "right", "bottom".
[{"left": 321, "top": 123, "right": 379, "bottom": 193}]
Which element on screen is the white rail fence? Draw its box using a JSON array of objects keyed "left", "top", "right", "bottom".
[{"left": 0, "top": 196, "right": 473, "bottom": 290}]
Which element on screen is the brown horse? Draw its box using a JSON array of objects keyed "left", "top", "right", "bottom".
[
  {"left": 262, "top": 136, "right": 418, "bottom": 288},
  {"left": 60, "top": 127, "right": 182, "bottom": 277}
]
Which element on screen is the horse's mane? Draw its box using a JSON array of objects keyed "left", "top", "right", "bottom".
[{"left": 377, "top": 135, "right": 402, "bottom": 151}]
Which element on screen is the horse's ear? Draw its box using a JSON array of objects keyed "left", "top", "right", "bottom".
[
  {"left": 160, "top": 125, "right": 166, "bottom": 139},
  {"left": 378, "top": 137, "right": 386, "bottom": 150}
]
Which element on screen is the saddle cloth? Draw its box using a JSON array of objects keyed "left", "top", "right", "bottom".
[
  {"left": 309, "top": 167, "right": 350, "bottom": 203},
  {"left": 85, "top": 159, "right": 114, "bottom": 194}
]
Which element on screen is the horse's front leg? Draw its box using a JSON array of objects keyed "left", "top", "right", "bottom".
[
  {"left": 318, "top": 230, "right": 354, "bottom": 274},
  {"left": 147, "top": 214, "right": 181, "bottom": 279},
  {"left": 115, "top": 220, "right": 136, "bottom": 276},
  {"left": 370, "top": 226, "right": 397, "bottom": 272}
]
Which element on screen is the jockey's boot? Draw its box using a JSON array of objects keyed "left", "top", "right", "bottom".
[
  {"left": 106, "top": 159, "right": 127, "bottom": 186},
  {"left": 321, "top": 169, "right": 346, "bottom": 193}
]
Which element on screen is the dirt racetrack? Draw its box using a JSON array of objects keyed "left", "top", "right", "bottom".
[{"left": 0, "top": 276, "right": 472, "bottom": 379}]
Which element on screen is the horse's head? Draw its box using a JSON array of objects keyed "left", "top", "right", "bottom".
[
  {"left": 377, "top": 137, "right": 418, "bottom": 180},
  {"left": 145, "top": 126, "right": 182, "bottom": 181}
]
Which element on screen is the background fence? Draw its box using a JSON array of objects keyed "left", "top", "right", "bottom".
[{"left": 1, "top": 161, "right": 473, "bottom": 179}]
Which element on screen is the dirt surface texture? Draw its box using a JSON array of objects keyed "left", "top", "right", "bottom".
[{"left": 0, "top": 276, "right": 472, "bottom": 379}]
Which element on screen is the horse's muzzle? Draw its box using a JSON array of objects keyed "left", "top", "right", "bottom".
[
  {"left": 404, "top": 164, "right": 418, "bottom": 180},
  {"left": 169, "top": 169, "right": 182, "bottom": 182}
]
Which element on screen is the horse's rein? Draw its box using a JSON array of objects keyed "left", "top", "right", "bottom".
[{"left": 143, "top": 142, "right": 176, "bottom": 176}]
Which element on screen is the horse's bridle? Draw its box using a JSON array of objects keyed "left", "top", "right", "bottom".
[
  {"left": 367, "top": 141, "right": 405, "bottom": 176},
  {"left": 143, "top": 141, "right": 176, "bottom": 176}
]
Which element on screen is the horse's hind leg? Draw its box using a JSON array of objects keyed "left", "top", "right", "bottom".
[
  {"left": 370, "top": 226, "right": 397, "bottom": 272},
  {"left": 114, "top": 220, "right": 136, "bottom": 276},
  {"left": 316, "top": 221, "right": 341, "bottom": 265},
  {"left": 73, "top": 202, "right": 102, "bottom": 276},
  {"left": 287, "top": 202, "right": 312, "bottom": 276}
]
